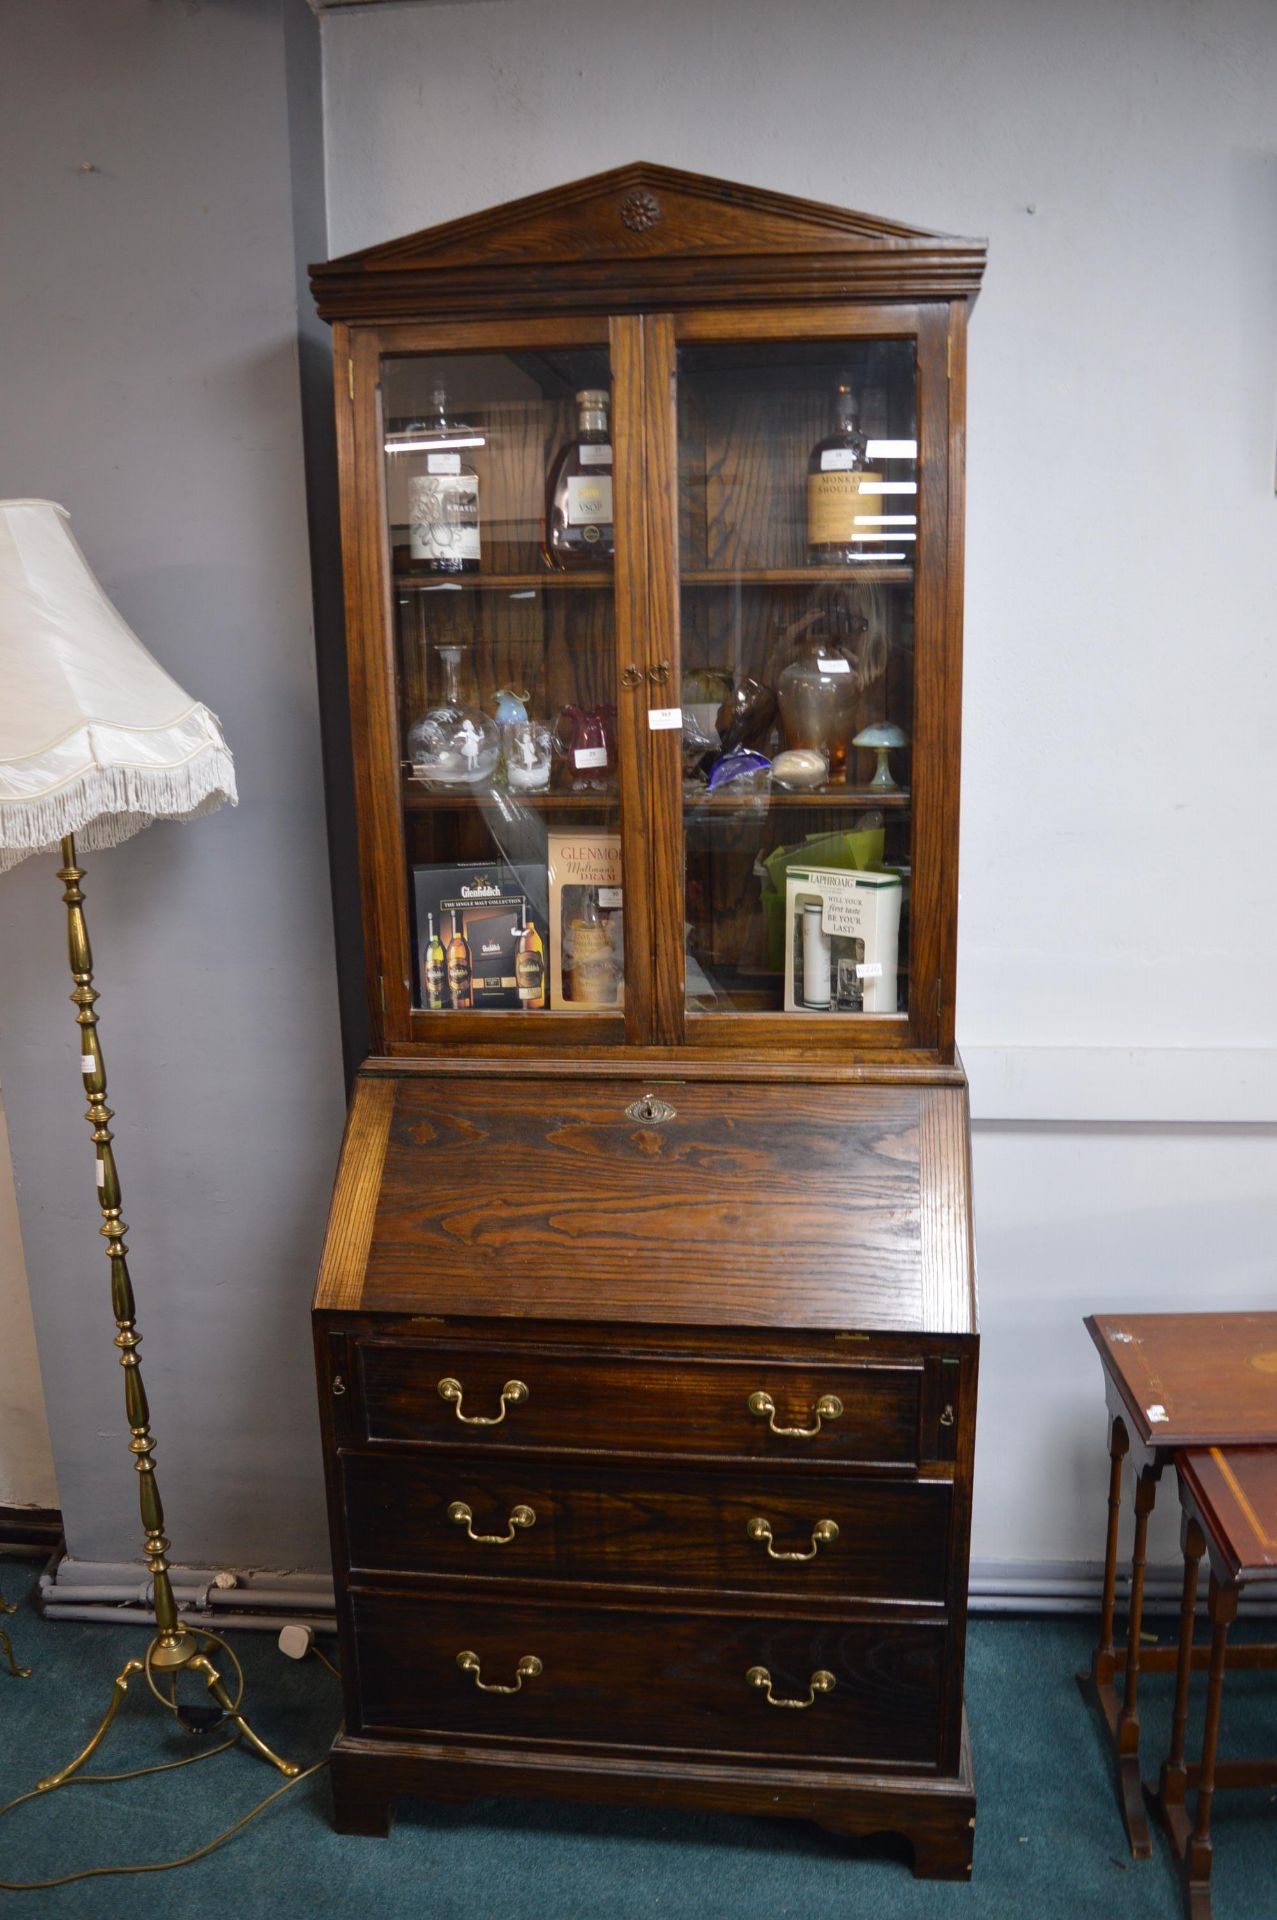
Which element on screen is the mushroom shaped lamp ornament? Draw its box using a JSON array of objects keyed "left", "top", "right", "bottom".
[{"left": 852, "top": 722, "right": 908, "bottom": 792}]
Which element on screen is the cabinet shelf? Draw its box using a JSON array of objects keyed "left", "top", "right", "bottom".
[
  {"left": 681, "top": 566, "right": 914, "bottom": 587},
  {"left": 687, "top": 786, "right": 910, "bottom": 812},
  {"left": 393, "top": 571, "right": 612, "bottom": 592},
  {"left": 403, "top": 782, "right": 616, "bottom": 813}
]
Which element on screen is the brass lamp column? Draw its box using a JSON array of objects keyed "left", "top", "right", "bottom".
[
  {"left": 33, "top": 838, "right": 296, "bottom": 1789},
  {"left": 0, "top": 499, "right": 297, "bottom": 1807}
]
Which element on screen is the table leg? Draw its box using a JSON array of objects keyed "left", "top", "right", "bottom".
[
  {"left": 1159, "top": 1514, "right": 1205, "bottom": 1812},
  {"left": 1180, "top": 1576, "right": 1236, "bottom": 1920},
  {"left": 1095, "top": 1415, "right": 1130, "bottom": 1686},
  {"left": 1114, "top": 1462, "right": 1158, "bottom": 1856}
]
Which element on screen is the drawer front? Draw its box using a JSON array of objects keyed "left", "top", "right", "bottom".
[
  {"left": 341, "top": 1452, "right": 951, "bottom": 1602},
  {"left": 350, "top": 1587, "right": 944, "bottom": 1766},
  {"left": 354, "top": 1340, "right": 922, "bottom": 1468}
]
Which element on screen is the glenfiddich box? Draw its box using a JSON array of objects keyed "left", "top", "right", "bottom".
[
  {"left": 412, "top": 862, "right": 549, "bottom": 1010},
  {"left": 782, "top": 864, "right": 902, "bottom": 1015},
  {"left": 547, "top": 831, "right": 624, "bottom": 1011}
]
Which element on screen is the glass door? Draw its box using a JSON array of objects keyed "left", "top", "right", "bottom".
[
  {"left": 664, "top": 313, "right": 943, "bottom": 1048},
  {"left": 375, "top": 338, "right": 634, "bottom": 1039}
]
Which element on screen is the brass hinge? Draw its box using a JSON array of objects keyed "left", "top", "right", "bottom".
[
  {"left": 348, "top": 356, "right": 355, "bottom": 402},
  {"left": 946, "top": 334, "right": 953, "bottom": 382},
  {"left": 379, "top": 973, "right": 387, "bottom": 1016},
  {"left": 935, "top": 974, "right": 943, "bottom": 1020}
]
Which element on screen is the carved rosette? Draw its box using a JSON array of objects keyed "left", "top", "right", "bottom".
[{"left": 618, "top": 190, "right": 661, "bottom": 235}]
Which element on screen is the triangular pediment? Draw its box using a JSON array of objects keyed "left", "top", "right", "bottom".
[{"left": 312, "top": 163, "right": 985, "bottom": 322}]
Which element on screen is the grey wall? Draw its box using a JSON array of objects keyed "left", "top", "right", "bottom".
[
  {"left": 0, "top": 0, "right": 345, "bottom": 1571},
  {"left": 320, "top": 0, "right": 1277, "bottom": 1579}
]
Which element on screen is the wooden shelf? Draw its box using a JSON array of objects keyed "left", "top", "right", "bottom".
[
  {"left": 403, "top": 781, "right": 617, "bottom": 813},
  {"left": 391, "top": 566, "right": 912, "bottom": 592},
  {"left": 403, "top": 781, "right": 907, "bottom": 815},
  {"left": 393, "top": 571, "right": 612, "bottom": 592},
  {"left": 687, "top": 786, "right": 910, "bottom": 812},
  {"left": 681, "top": 566, "right": 914, "bottom": 588}
]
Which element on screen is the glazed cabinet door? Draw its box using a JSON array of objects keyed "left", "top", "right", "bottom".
[
  {"left": 640, "top": 304, "right": 961, "bottom": 1056},
  {"left": 339, "top": 316, "right": 659, "bottom": 1049}
]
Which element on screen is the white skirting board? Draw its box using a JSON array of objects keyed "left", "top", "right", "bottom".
[{"left": 33, "top": 1553, "right": 1277, "bottom": 1628}]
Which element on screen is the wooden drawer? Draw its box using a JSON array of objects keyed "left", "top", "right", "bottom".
[
  {"left": 350, "top": 1586, "right": 945, "bottom": 1767},
  {"left": 352, "top": 1339, "right": 924, "bottom": 1468},
  {"left": 341, "top": 1451, "right": 951, "bottom": 1602}
]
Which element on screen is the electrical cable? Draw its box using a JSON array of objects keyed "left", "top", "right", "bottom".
[{"left": 0, "top": 1742, "right": 331, "bottom": 1890}]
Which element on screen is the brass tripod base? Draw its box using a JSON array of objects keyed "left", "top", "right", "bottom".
[
  {"left": 36, "top": 1631, "right": 299, "bottom": 1793},
  {"left": 1, "top": 1627, "right": 31, "bottom": 1680}
]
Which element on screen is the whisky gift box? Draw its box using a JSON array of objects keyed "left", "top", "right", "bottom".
[
  {"left": 412, "top": 862, "right": 549, "bottom": 1010},
  {"left": 782, "top": 864, "right": 902, "bottom": 1015},
  {"left": 547, "top": 830, "right": 624, "bottom": 1011}
]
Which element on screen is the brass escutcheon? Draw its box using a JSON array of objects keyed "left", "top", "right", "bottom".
[
  {"left": 939, "top": 1403, "right": 956, "bottom": 1427},
  {"left": 438, "top": 1377, "right": 529, "bottom": 1426},
  {"left": 747, "top": 1516, "right": 839, "bottom": 1562},
  {"left": 448, "top": 1500, "right": 536, "bottom": 1545},
  {"left": 746, "top": 1665, "right": 836, "bottom": 1709},
  {"left": 747, "top": 1390, "right": 843, "bottom": 1438},
  {"left": 456, "top": 1650, "right": 542, "bottom": 1694},
  {"left": 620, "top": 664, "right": 643, "bottom": 689},
  {"left": 626, "top": 1093, "right": 676, "bottom": 1123}
]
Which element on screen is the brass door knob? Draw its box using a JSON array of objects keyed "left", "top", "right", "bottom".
[{"left": 746, "top": 1665, "right": 836, "bottom": 1709}]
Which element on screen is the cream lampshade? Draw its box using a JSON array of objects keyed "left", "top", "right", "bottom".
[{"left": 0, "top": 498, "right": 236, "bottom": 868}]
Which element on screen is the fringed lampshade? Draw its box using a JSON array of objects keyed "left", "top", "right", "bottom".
[{"left": 0, "top": 499, "right": 236, "bottom": 870}]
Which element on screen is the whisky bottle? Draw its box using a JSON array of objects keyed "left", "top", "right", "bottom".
[
  {"left": 423, "top": 911, "right": 447, "bottom": 1010},
  {"left": 514, "top": 921, "right": 546, "bottom": 1009},
  {"left": 566, "top": 889, "right": 618, "bottom": 1007},
  {"left": 446, "top": 909, "right": 473, "bottom": 1010},
  {"left": 806, "top": 378, "right": 885, "bottom": 567},
  {"left": 406, "top": 388, "right": 481, "bottom": 574},
  {"left": 543, "top": 389, "right": 614, "bottom": 570}
]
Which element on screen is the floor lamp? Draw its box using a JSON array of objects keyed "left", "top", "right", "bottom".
[{"left": 0, "top": 498, "right": 295, "bottom": 1786}]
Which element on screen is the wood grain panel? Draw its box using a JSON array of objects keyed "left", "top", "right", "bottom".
[
  {"left": 354, "top": 1341, "right": 923, "bottom": 1467},
  {"left": 350, "top": 1585, "right": 945, "bottom": 1766},
  {"left": 1087, "top": 1313, "right": 1277, "bottom": 1449},
  {"left": 917, "top": 1087, "right": 976, "bottom": 1334},
  {"left": 340, "top": 1451, "right": 951, "bottom": 1602},
  {"left": 313, "top": 1078, "right": 396, "bottom": 1311},
  {"left": 356, "top": 1075, "right": 927, "bottom": 1329}
]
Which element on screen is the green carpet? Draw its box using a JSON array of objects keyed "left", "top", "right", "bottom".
[{"left": 0, "top": 1561, "right": 1272, "bottom": 1918}]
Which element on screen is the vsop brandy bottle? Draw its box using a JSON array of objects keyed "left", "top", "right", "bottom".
[
  {"left": 806, "top": 378, "right": 884, "bottom": 566},
  {"left": 543, "top": 390, "right": 614, "bottom": 569}
]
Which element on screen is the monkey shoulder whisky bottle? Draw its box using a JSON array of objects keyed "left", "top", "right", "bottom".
[{"left": 806, "top": 378, "right": 884, "bottom": 567}]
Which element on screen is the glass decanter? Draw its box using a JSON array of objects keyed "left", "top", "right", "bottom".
[
  {"left": 776, "top": 635, "right": 859, "bottom": 784},
  {"left": 407, "top": 644, "right": 500, "bottom": 788}
]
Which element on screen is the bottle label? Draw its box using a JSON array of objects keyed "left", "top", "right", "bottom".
[
  {"left": 566, "top": 474, "right": 613, "bottom": 527},
  {"left": 820, "top": 449, "right": 859, "bottom": 471},
  {"left": 807, "top": 470, "right": 883, "bottom": 548},
  {"left": 516, "top": 952, "right": 545, "bottom": 1001},
  {"left": 447, "top": 960, "right": 472, "bottom": 997},
  {"left": 409, "top": 472, "right": 481, "bottom": 562},
  {"left": 578, "top": 444, "right": 612, "bottom": 467}
]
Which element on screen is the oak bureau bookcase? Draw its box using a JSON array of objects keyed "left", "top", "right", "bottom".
[{"left": 309, "top": 164, "right": 986, "bottom": 1880}]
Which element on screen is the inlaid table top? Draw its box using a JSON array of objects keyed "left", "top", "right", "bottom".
[
  {"left": 1177, "top": 1446, "right": 1277, "bottom": 1587},
  {"left": 1085, "top": 1313, "right": 1277, "bottom": 1450}
]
